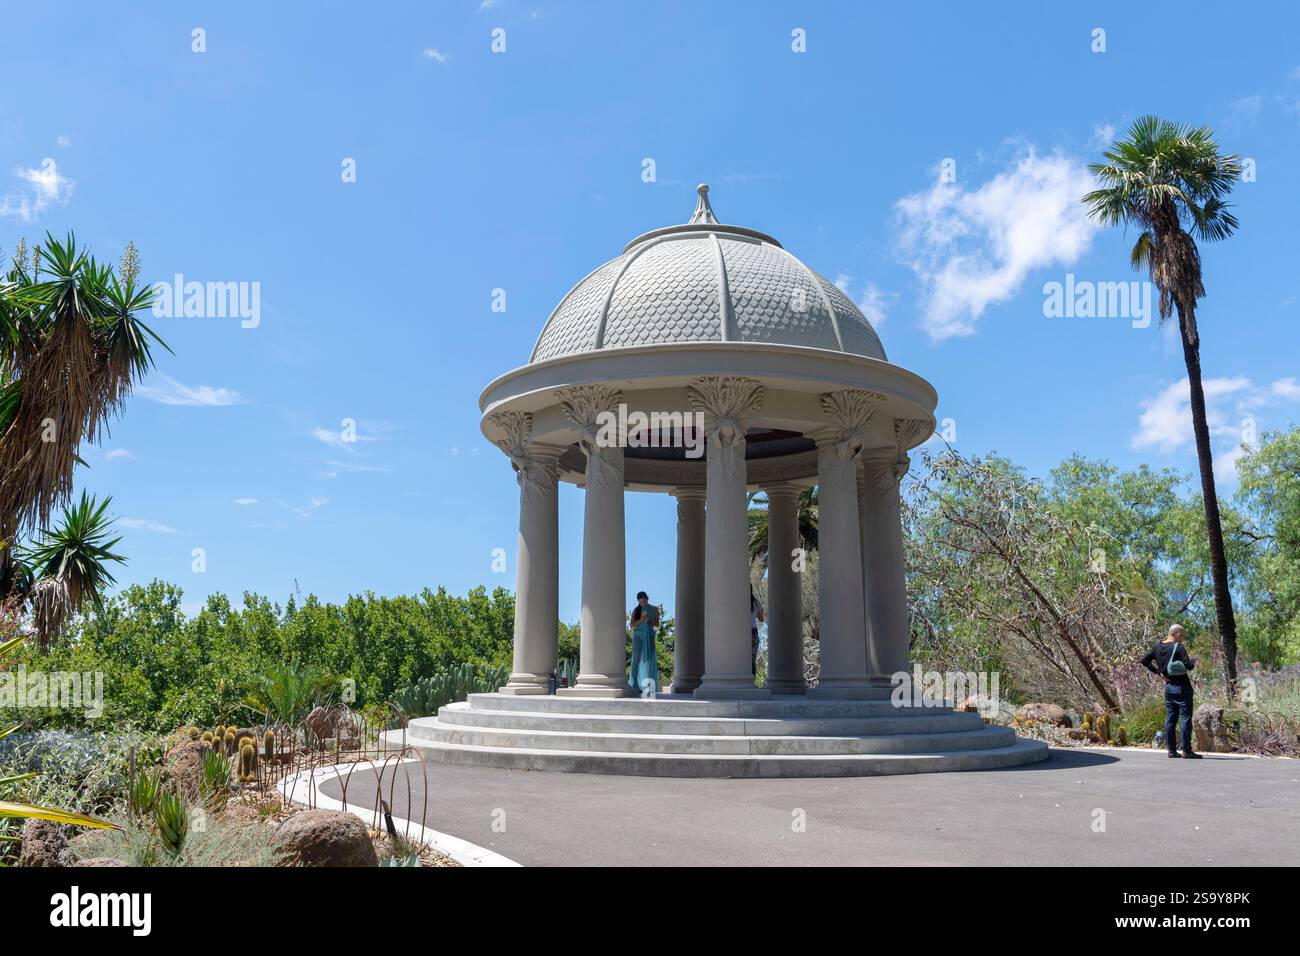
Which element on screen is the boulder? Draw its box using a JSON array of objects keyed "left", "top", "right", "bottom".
[
  {"left": 1015, "top": 702, "right": 1071, "bottom": 727},
  {"left": 18, "top": 819, "right": 74, "bottom": 868},
  {"left": 271, "top": 809, "right": 378, "bottom": 867},
  {"left": 1193, "top": 703, "right": 1233, "bottom": 753}
]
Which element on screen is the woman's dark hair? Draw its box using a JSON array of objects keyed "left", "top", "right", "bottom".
[{"left": 636, "top": 591, "right": 649, "bottom": 601}]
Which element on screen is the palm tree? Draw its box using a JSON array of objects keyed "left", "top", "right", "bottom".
[
  {"left": 0, "top": 234, "right": 164, "bottom": 596},
  {"left": 1084, "top": 116, "right": 1243, "bottom": 692},
  {"left": 20, "top": 492, "right": 125, "bottom": 649}
]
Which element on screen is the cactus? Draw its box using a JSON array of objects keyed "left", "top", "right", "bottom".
[
  {"left": 200, "top": 730, "right": 214, "bottom": 747},
  {"left": 1118, "top": 725, "right": 1128, "bottom": 747},
  {"left": 155, "top": 790, "right": 189, "bottom": 856},
  {"left": 264, "top": 729, "right": 276, "bottom": 761},
  {"left": 215, "top": 723, "right": 226, "bottom": 742},
  {"left": 240, "top": 743, "right": 256, "bottom": 781},
  {"left": 1096, "top": 713, "right": 1110, "bottom": 744},
  {"left": 223, "top": 729, "right": 236, "bottom": 755}
]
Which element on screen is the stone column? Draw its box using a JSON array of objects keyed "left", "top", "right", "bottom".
[
  {"left": 668, "top": 488, "right": 706, "bottom": 694},
  {"left": 862, "top": 453, "right": 911, "bottom": 686},
  {"left": 863, "top": 418, "right": 929, "bottom": 686},
  {"left": 688, "top": 376, "right": 769, "bottom": 699},
  {"left": 810, "top": 390, "right": 883, "bottom": 699},
  {"left": 490, "top": 413, "right": 561, "bottom": 695},
  {"left": 763, "top": 482, "right": 804, "bottom": 694},
  {"left": 557, "top": 386, "right": 631, "bottom": 697}
]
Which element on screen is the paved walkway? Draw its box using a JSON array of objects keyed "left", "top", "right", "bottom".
[{"left": 319, "top": 748, "right": 1299, "bottom": 866}]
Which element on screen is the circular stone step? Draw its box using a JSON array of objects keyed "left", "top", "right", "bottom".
[{"left": 382, "top": 693, "right": 1050, "bottom": 777}]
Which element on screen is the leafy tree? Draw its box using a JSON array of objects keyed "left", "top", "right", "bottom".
[
  {"left": 1084, "top": 117, "right": 1244, "bottom": 690},
  {"left": 1235, "top": 428, "right": 1300, "bottom": 666}
]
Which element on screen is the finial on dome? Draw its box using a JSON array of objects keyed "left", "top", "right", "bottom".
[{"left": 688, "top": 183, "right": 719, "bottom": 225}]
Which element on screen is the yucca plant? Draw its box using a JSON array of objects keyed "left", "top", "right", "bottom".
[
  {"left": 127, "top": 767, "right": 162, "bottom": 819},
  {"left": 20, "top": 492, "right": 125, "bottom": 649},
  {"left": 1, "top": 235, "right": 166, "bottom": 617}
]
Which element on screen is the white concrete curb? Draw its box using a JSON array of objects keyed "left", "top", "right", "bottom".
[{"left": 278, "top": 759, "right": 520, "bottom": 867}]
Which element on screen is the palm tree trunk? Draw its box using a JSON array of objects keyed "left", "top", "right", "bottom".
[{"left": 1176, "top": 302, "right": 1239, "bottom": 695}]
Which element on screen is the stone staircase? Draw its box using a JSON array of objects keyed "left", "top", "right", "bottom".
[{"left": 381, "top": 693, "right": 1050, "bottom": 777}]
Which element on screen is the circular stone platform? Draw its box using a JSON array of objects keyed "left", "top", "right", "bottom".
[{"left": 382, "top": 693, "right": 1050, "bottom": 778}]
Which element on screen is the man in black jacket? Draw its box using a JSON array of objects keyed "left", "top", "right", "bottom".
[{"left": 1140, "top": 624, "right": 1202, "bottom": 758}]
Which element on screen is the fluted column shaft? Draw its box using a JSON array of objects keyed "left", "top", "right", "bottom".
[
  {"left": 501, "top": 447, "right": 562, "bottom": 694},
  {"left": 863, "top": 455, "right": 911, "bottom": 684},
  {"left": 763, "top": 483, "right": 804, "bottom": 694},
  {"left": 567, "top": 443, "right": 628, "bottom": 696},
  {"left": 669, "top": 488, "right": 706, "bottom": 693}
]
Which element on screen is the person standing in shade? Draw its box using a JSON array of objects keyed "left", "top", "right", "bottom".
[
  {"left": 1140, "top": 623, "right": 1202, "bottom": 759},
  {"left": 629, "top": 591, "right": 660, "bottom": 696},
  {"left": 749, "top": 585, "right": 765, "bottom": 677}
]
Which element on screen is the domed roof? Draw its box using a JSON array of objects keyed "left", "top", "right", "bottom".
[{"left": 529, "top": 185, "right": 886, "bottom": 364}]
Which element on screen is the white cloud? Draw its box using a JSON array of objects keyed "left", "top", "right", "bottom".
[
  {"left": 834, "top": 273, "right": 892, "bottom": 329},
  {"left": 894, "top": 148, "right": 1099, "bottom": 341},
  {"left": 0, "top": 157, "right": 74, "bottom": 222},
  {"left": 56, "top": 134, "right": 72, "bottom": 148},
  {"left": 119, "top": 517, "right": 178, "bottom": 534},
  {"left": 1090, "top": 123, "right": 1117, "bottom": 148},
  {"left": 478, "top": 0, "right": 498, "bottom": 9},
  {"left": 137, "top": 374, "right": 242, "bottom": 407},
  {"left": 104, "top": 448, "right": 134, "bottom": 461},
  {"left": 422, "top": 48, "right": 450, "bottom": 64},
  {"left": 1132, "top": 375, "right": 1300, "bottom": 482},
  {"left": 233, "top": 497, "right": 258, "bottom": 506}
]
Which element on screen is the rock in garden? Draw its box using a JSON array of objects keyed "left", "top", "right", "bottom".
[
  {"left": 1015, "top": 702, "right": 1071, "bottom": 727},
  {"left": 304, "top": 706, "right": 336, "bottom": 741},
  {"left": 164, "top": 739, "right": 209, "bottom": 799},
  {"left": 271, "top": 809, "right": 378, "bottom": 867},
  {"left": 78, "top": 858, "right": 127, "bottom": 867},
  {"left": 1193, "top": 703, "right": 1233, "bottom": 753},
  {"left": 18, "top": 819, "right": 74, "bottom": 867}
]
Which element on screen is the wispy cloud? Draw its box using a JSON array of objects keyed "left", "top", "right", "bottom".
[
  {"left": 276, "top": 496, "right": 329, "bottom": 519},
  {"left": 119, "top": 517, "right": 178, "bottom": 534},
  {"left": 422, "top": 48, "right": 450, "bottom": 64},
  {"left": 233, "top": 497, "right": 258, "bottom": 506},
  {"left": 136, "top": 374, "right": 242, "bottom": 407},
  {"left": 834, "top": 273, "right": 893, "bottom": 329},
  {"left": 894, "top": 148, "right": 1098, "bottom": 341},
  {"left": 0, "top": 157, "right": 74, "bottom": 222},
  {"left": 104, "top": 448, "right": 135, "bottom": 461}
]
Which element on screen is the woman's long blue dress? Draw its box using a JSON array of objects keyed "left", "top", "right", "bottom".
[{"left": 629, "top": 608, "right": 659, "bottom": 695}]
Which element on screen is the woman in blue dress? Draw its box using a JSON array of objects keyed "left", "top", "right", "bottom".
[{"left": 629, "top": 591, "right": 660, "bottom": 695}]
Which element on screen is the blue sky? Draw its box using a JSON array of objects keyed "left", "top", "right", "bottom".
[{"left": 3, "top": 1, "right": 1297, "bottom": 621}]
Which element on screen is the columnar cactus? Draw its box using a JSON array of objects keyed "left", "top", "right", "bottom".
[
  {"left": 240, "top": 743, "right": 256, "bottom": 782},
  {"left": 264, "top": 729, "right": 276, "bottom": 762}
]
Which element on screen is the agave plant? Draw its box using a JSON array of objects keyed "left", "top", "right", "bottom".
[
  {"left": 199, "top": 748, "right": 232, "bottom": 810},
  {"left": 154, "top": 789, "right": 188, "bottom": 856}
]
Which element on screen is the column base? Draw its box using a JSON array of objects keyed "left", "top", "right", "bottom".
[
  {"left": 498, "top": 673, "right": 551, "bottom": 695},
  {"left": 694, "top": 676, "right": 770, "bottom": 700},
  {"left": 808, "top": 680, "right": 889, "bottom": 700},
  {"left": 667, "top": 676, "right": 702, "bottom": 695},
  {"left": 559, "top": 675, "right": 635, "bottom": 698},
  {"left": 767, "top": 680, "right": 807, "bottom": 695}
]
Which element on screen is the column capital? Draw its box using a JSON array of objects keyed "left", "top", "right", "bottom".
[
  {"left": 894, "top": 417, "right": 932, "bottom": 457},
  {"left": 860, "top": 453, "right": 908, "bottom": 495},
  {"left": 669, "top": 486, "right": 707, "bottom": 501},
  {"left": 688, "top": 376, "right": 763, "bottom": 482},
  {"left": 557, "top": 384, "right": 625, "bottom": 490},
  {"left": 759, "top": 481, "right": 801, "bottom": 500},
  {"left": 488, "top": 412, "right": 562, "bottom": 502}
]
